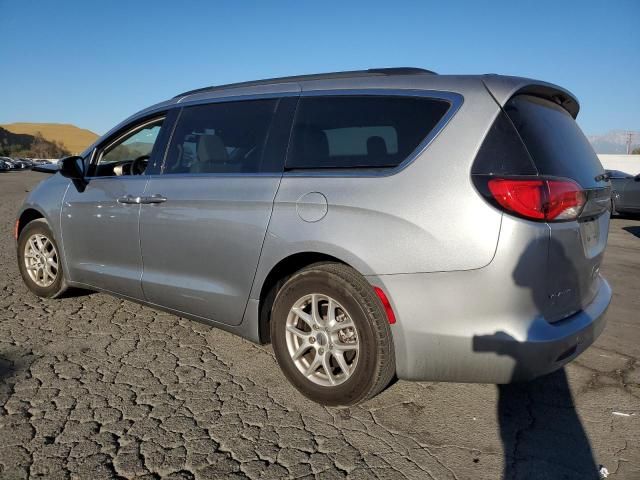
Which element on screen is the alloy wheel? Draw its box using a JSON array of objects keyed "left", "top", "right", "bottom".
[
  {"left": 285, "top": 293, "right": 360, "bottom": 386},
  {"left": 23, "top": 233, "right": 59, "bottom": 287}
]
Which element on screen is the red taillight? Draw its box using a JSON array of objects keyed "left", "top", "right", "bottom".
[
  {"left": 487, "top": 178, "right": 585, "bottom": 221},
  {"left": 373, "top": 287, "right": 396, "bottom": 325},
  {"left": 545, "top": 180, "right": 587, "bottom": 220}
]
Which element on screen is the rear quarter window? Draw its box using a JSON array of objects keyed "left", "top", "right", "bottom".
[{"left": 286, "top": 96, "right": 451, "bottom": 169}]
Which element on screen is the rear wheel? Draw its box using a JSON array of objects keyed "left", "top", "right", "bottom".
[
  {"left": 17, "top": 219, "right": 68, "bottom": 298},
  {"left": 270, "top": 263, "right": 395, "bottom": 406}
]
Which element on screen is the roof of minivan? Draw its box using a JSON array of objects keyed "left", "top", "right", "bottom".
[
  {"left": 172, "top": 68, "right": 438, "bottom": 98},
  {"left": 168, "top": 68, "right": 578, "bottom": 117}
]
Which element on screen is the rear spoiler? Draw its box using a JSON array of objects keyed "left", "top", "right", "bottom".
[{"left": 481, "top": 75, "right": 580, "bottom": 118}]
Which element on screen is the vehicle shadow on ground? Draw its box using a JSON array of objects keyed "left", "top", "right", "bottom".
[
  {"left": 0, "top": 352, "right": 26, "bottom": 385},
  {"left": 473, "top": 238, "right": 600, "bottom": 479},
  {"left": 613, "top": 212, "right": 640, "bottom": 221},
  {"left": 622, "top": 226, "right": 640, "bottom": 239},
  {"left": 0, "top": 357, "right": 16, "bottom": 382},
  {"left": 59, "top": 287, "right": 94, "bottom": 298}
]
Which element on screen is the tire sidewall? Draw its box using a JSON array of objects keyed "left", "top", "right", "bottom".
[
  {"left": 271, "top": 269, "right": 380, "bottom": 405},
  {"left": 17, "top": 220, "right": 65, "bottom": 298}
]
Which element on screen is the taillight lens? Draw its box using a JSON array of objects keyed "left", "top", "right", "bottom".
[
  {"left": 487, "top": 178, "right": 585, "bottom": 221},
  {"left": 545, "top": 180, "right": 587, "bottom": 220}
]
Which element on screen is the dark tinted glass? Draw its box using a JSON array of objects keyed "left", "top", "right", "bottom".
[
  {"left": 606, "top": 169, "right": 632, "bottom": 178},
  {"left": 286, "top": 96, "right": 450, "bottom": 169},
  {"left": 505, "top": 95, "right": 604, "bottom": 188},
  {"left": 471, "top": 110, "right": 536, "bottom": 175},
  {"left": 164, "top": 99, "right": 278, "bottom": 174}
]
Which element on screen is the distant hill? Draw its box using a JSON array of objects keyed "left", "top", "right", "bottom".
[
  {"left": 0, "top": 126, "right": 70, "bottom": 158},
  {"left": 0, "top": 122, "right": 98, "bottom": 155},
  {"left": 587, "top": 130, "right": 640, "bottom": 154}
]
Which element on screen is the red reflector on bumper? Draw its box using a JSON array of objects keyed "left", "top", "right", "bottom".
[{"left": 374, "top": 286, "right": 396, "bottom": 324}]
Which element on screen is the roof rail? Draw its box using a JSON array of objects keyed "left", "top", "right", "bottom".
[{"left": 173, "top": 67, "right": 437, "bottom": 99}]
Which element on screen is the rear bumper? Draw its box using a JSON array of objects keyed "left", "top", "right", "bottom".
[{"left": 369, "top": 272, "right": 611, "bottom": 383}]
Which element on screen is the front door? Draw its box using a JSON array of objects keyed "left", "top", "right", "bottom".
[
  {"left": 139, "top": 97, "right": 294, "bottom": 325},
  {"left": 61, "top": 116, "right": 167, "bottom": 298}
]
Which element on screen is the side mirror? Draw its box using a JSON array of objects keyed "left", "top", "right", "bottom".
[
  {"left": 634, "top": 174, "right": 640, "bottom": 182},
  {"left": 59, "top": 156, "right": 85, "bottom": 180}
]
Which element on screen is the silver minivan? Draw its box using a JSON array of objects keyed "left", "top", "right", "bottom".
[{"left": 16, "top": 68, "right": 612, "bottom": 405}]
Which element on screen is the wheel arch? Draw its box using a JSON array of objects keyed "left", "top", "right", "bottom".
[
  {"left": 256, "top": 251, "right": 353, "bottom": 344},
  {"left": 16, "top": 207, "right": 47, "bottom": 239}
]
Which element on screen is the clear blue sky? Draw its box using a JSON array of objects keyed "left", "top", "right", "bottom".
[{"left": 1, "top": 0, "right": 638, "bottom": 135}]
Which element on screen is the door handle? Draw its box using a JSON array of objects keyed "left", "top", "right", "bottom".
[
  {"left": 142, "top": 194, "right": 167, "bottom": 204},
  {"left": 117, "top": 195, "right": 142, "bottom": 204},
  {"left": 118, "top": 194, "right": 166, "bottom": 205}
]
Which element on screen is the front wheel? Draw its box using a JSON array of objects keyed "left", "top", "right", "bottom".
[
  {"left": 17, "top": 219, "right": 68, "bottom": 298},
  {"left": 270, "top": 263, "right": 395, "bottom": 406}
]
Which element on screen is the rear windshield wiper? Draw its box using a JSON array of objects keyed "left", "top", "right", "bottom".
[{"left": 594, "top": 172, "right": 611, "bottom": 182}]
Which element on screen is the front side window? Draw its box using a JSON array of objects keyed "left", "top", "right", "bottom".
[
  {"left": 164, "top": 99, "right": 278, "bottom": 174},
  {"left": 286, "top": 96, "right": 451, "bottom": 169},
  {"left": 94, "top": 118, "right": 164, "bottom": 176}
]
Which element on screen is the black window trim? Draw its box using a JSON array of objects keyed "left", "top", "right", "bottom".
[{"left": 282, "top": 89, "right": 463, "bottom": 178}]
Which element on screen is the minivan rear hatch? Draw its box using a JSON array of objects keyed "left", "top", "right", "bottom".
[{"left": 505, "top": 94, "right": 610, "bottom": 322}]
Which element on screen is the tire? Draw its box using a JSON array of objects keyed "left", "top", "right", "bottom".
[
  {"left": 610, "top": 199, "right": 618, "bottom": 217},
  {"left": 270, "top": 262, "right": 395, "bottom": 406},
  {"left": 17, "top": 219, "right": 68, "bottom": 298}
]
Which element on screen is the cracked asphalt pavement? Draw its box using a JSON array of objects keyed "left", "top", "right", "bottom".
[{"left": 1, "top": 172, "right": 639, "bottom": 479}]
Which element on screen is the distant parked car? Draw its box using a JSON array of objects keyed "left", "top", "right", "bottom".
[
  {"left": 0, "top": 159, "right": 10, "bottom": 172},
  {"left": 10, "top": 159, "right": 30, "bottom": 170},
  {"left": 0, "top": 157, "right": 31, "bottom": 170},
  {"left": 17, "top": 158, "right": 34, "bottom": 169},
  {"left": 32, "top": 159, "right": 52, "bottom": 165},
  {"left": 0, "top": 157, "right": 18, "bottom": 170},
  {"left": 608, "top": 169, "right": 640, "bottom": 215}
]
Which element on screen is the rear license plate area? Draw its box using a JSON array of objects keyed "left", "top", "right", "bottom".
[{"left": 581, "top": 219, "right": 599, "bottom": 252}]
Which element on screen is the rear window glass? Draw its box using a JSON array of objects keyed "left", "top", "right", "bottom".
[
  {"left": 286, "top": 96, "right": 450, "bottom": 169},
  {"left": 505, "top": 95, "right": 604, "bottom": 188}
]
